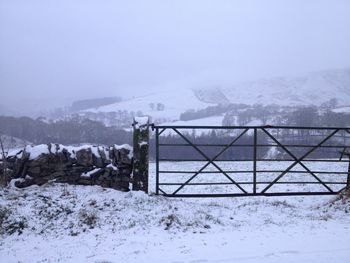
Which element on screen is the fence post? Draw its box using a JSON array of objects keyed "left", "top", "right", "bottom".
[{"left": 132, "top": 117, "right": 149, "bottom": 193}]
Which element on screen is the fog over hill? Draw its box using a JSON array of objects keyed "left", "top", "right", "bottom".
[
  {"left": 220, "top": 69, "right": 350, "bottom": 106},
  {"left": 76, "top": 69, "right": 350, "bottom": 124}
]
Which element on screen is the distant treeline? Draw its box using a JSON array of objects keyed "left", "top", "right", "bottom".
[
  {"left": 180, "top": 99, "right": 350, "bottom": 127},
  {"left": 149, "top": 128, "right": 348, "bottom": 160},
  {"left": 180, "top": 104, "right": 236, "bottom": 121},
  {"left": 45, "top": 96, "right": 123, "bottom": 120},
  {"left": 0, "top": 116, "right": 132, "bottom": 146},
  {"left": 70, "top": 97, "right": 122, "bottom": 112},
  {"left": 223, "top": 105, "right": 350, "bottom": 127},
  {"left": 149, "top": 131, "right": 268, "bottom": 161}
]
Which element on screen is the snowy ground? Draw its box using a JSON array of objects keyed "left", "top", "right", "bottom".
[
  {"left": 0, "top": 162, "right": 350, "bottom": 263},
  {"left": 88, "top": 88, "right": 215, "bottom": 122},
  {"left": 153, "top": 161, "right": 348, "bottom": 195}
]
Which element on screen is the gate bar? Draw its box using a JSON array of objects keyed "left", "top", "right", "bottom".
[
  {"left": 159, "top": 143, "right": 350, "bottom": 148},
  {"left": 161, "top": 192, "right": 339, "bottom": 198},
  {"left": 158, "top": 170, "right": 350, "bottom": 174},
  {"left": 154, "top": 125, "right": 350, "bottom": 130},
  {"left": 159, "top": 181, "right": 347, "bottom": 185},
  {"left": 158, "top": 159, "right": 350, "bottom": 162}
]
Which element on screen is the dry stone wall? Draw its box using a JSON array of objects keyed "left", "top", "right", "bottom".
[{"left": 3, "top": 144, "right": 133, "bottom": 191}]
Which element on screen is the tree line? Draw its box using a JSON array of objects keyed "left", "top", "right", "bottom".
[
  {"left": 179, "top": 98, "right": 350, "bottom": 128},
  {"left": 0, "top": 116, "right": 132, "bottom": 146}
]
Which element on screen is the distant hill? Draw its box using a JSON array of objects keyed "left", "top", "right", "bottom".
[
  {"left": 221, "top": 69, "right": 350, "bottom": 106},
  {"left": 77, "top": 69, "right": 350, "bottom": 124}
]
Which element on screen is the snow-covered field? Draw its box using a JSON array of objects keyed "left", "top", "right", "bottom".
[
  {"left": 154, "top": 161, "right": 348, "bottom": 195},
  {"left": 0, "top": 162, "right": 349, "bottom": 263}
]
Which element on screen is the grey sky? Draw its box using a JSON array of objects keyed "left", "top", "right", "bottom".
[{"left": 1, "top": 0, "right": 350, "bottom": 112}]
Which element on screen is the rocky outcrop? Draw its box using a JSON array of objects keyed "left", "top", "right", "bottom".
[{"left": 3, "top": 144, "right": 133, "bottom": 191}]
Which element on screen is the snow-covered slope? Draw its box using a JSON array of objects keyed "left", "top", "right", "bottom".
[
  {"left": 222, "top": 69, "right": 350, "bottom": 106},
  {"left": 81, "top": 69, "right": 350, "bottom": 124},
  {"left": 87, "top": 88, "right": 215, "bottom": 122}
]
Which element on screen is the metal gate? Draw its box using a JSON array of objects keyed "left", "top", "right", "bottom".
[{"left": 152, "top": 125, "right": 350, "bottom": 197}]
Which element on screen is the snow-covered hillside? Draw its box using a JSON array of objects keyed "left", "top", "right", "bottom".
[
  {"left": 87, "top": 88, "right": 216, "bottom": 123},
  {"left": 80, "top": 69, "right": 350, "bottom": 125},
  {"left": 222, "top": 69, "right": 350, "bottom": 107}
]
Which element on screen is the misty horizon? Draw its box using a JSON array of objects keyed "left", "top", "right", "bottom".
[{"left": 1, "top": 0, "right": 350, "bottom": 114}]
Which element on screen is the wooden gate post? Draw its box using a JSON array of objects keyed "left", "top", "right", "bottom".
[{"left": 132, "top": 117, "right": 149, "bottom": 193}]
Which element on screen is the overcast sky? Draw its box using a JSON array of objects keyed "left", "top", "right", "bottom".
[{"left": 1, "top": 0, "right": 350, "bottom": 112}]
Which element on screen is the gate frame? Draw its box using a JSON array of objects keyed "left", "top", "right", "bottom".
[{"left": 152, "top": 125, "right": 350, "bottom": 197}]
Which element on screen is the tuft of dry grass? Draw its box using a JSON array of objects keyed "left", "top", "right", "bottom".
[{"left": 79, "top": 209, "right": 98, "bottom": 229}]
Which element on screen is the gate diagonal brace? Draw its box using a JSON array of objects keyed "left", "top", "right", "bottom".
[
  {"left": 261, "top": 128, "right": 339, "bottom": 193},
  {"left": 262, "top": 128, "right": 334, "bottom": 192},
  {"left": 171, "top": 128, "right": 249, "bottom": 195},
  {"left": 158, "top": 128, "right": 166, "bottom": 136},
  {"left": 339, "top": 147, "right": 347, "bottom": 161},
  {"left": 158, "top": 188, "right": 167, "bottom": 195}
]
